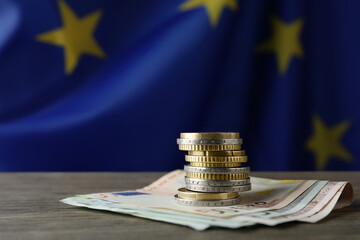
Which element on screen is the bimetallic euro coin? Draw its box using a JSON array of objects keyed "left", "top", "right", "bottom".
[
  {"left": 177, "top": 188, "right": 238, "bottom": 200},
  {"left": 185, "top": 155, "right": 248, "bottom": 163},
  {"left": 177, "top": 138, "right": 242, "bottom": 145},
  {"left": 180, "top": 132, "right": 239, "bottom": 139},
  {"left": 185, "top": 183, "right": 251, "bottom": 193},
  {"left": 179, "top": 144, "right": 241, "bottom": 151},
  {"left": 184, "top": 165, "right": 250, "bottom": 174},
  {"left": 174, "top": 195, "right": 241, "bottom": 207},
  {"left": 185, "top": 172, "right": 249, "bottom": 180},
  {"left": 189, "top": 162, "right": 242, "bottom": 167},
  {"left": 185, "top": 177, "right": 251, "bottom": 186},
  {"left": 189, "top": 150, "right": 245, "bottom": 156}
]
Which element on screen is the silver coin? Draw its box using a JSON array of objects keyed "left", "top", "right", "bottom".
[
  {"left": 176, "top": 138, "right": 242, "bottom": 145},
  {"left": 185, "top": 177, "right": 251, "bottom": 186},
  {"left": 185, "top": 183, "right": 251, "bottom": 193},
  {"left": 184, "top": 165, "right": 250, "bottom": 174},
  {"left": 174, "top": 195, "right": 241, "bottom": 207}
]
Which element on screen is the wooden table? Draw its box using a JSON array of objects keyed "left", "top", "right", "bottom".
[{"left": 0, "top": 172, "right": 359, "bottom": 240}]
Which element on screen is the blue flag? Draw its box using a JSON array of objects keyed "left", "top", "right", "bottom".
[{"left": 0, "top": 0, "right": 358, "bottom": 171}]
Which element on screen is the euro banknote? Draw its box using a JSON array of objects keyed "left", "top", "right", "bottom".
[{"left": 61, "top": 170, "right": 353, "bottom": 230}]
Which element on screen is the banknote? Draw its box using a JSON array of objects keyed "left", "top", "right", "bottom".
[
  {"left": 230, "top": 181, "right": 346, "bottom": 225},
  {"left": 61, "top": 170, "right": 354, "bottom": 230},
  {"left": 136, "top": 170, "right": 316, "bottom": 217}
]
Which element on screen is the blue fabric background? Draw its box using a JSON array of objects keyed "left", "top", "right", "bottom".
[{"left": 0, "top": 0, "right": 358, "bottom": 171}]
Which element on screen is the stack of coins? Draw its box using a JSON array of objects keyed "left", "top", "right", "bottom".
[{"left": 174, "top": 132, "right": 251, "bottom": 207}]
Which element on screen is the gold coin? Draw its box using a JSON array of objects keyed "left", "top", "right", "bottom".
[
  {"left": 185, "top": 172, "right": 249, "bottom": 180},
  {"left": 185, "top": 155, "right": 248, "bottom": 163},
  {"left": 189, "top": 150, "right": 245, "bottom": 156},
  {"left": 189, "top": 162, "right": 242, "bottom": 167},
  {"left": 179, "top": 144, "right": 241, "bottom": 151},
  {"left": 180, "top": 132, "right": 239, "bottom": 139},
  {"left": 177, "top": 188, "right": 238, "bottom": 200}
]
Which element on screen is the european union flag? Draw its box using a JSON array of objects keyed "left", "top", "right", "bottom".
[{"left": 0, "top": 0, "right": 358, "bottom": 171}]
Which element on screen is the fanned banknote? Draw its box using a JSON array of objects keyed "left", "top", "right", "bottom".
[{"left": 61, "top": 170, "right": 354, "bottom": 230}]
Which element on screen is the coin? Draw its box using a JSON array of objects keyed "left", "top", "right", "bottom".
[
  {"left": 185, "top": 172, "right": 249, "bottom": 180},
  {"left": 180, "top": 132, "right": 239, "bottom": 139},
  {"left": 178, "top": 144, "right": 241, "bottom": 151},
  {"left": 189, "top": 162, "right": 242, "bottom": 167},
  {"left": 177, "top": 138, "right": 242, "bottom": 145},
  {"left": 185, "top": 177, "right": 251, "bottom": 186},
  {"left": 189, "top": 150, "right": 245, "bottom": 156},
  {"left": 184, "top": 165, "right": 250, "bottom": 174},
  {"left": 185, "top": 183, "right": 251, "bottom": 193},
  {"left": 185, "top": 155, "right": 248, "bottom": 163},
  {"left": 177, "top": 188, "right": 238, "bottom": 200},
  {"left": 174, "top": 195, "right": 241, "bottom": 207}
]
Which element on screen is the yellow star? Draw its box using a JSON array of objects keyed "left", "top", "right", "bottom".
[
  {"left": 256, "top": 16, "right": 304, "bottom": 75},
  {"left": 306, "top": 115, "right": 352, "bottom": 170},
  {"left": 180, "top": 0, "right": 238, "bottom": 27},
  {"left": 281, "top": 180, "right": 296, "bottom": 184},
  {"left": 36, "top": 0, "right": 106, "bottom": 75},
  {"left": 256, "top": 189, "right": 274, "bottom": 195}
]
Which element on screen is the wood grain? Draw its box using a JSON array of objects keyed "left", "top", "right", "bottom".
[{"left": 0, "top": 172, "right": 359, "bottom": 240}]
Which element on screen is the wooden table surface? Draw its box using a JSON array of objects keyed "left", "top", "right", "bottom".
[{"left": 0, "top": 172, "right": 359, "bottom": 240}]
